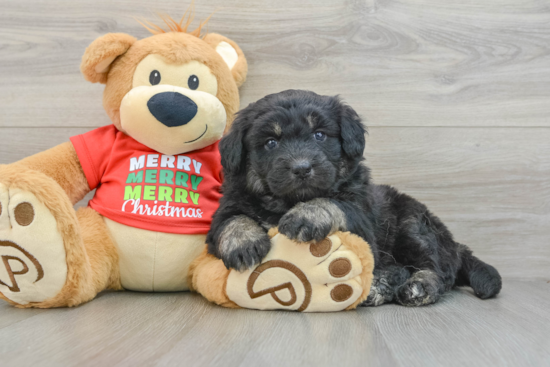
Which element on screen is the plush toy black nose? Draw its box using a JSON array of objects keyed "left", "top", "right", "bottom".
[
  {"left": 291, "top": 160, "right": 312, "bottom": 179},
  {"left": 147, "top": 92, "right": 198, "bottom": 127}
]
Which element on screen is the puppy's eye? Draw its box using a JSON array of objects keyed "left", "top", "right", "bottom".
[
  {"left": 188, "top": 75, "right": 199, "bottom": 90},
  {"left": 314, "top": 131, "right": 327, "bottom": 141},
  {"left": 265, "top": 139, "right": 278, "bottom": 150},
  {"left": 149, "top": 70, "right": 161, "bottom": 85}
]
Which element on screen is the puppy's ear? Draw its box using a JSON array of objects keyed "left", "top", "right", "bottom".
[
  {"left": 339, "top": 103, "right": 366, "bottom": 159},
  {"left": 219, "top": 114, "right": 247, "bottom": 176},
  {"left": 81, "top": 33, "right": 136, "bottom": 84}
]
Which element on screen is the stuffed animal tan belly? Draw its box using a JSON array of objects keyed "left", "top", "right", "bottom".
[
  {"left": 104, "top": 222, "right": 206, "bottom": 292},
  {"left": 0, "top": 13, "right": 374, "bottom": 311}
]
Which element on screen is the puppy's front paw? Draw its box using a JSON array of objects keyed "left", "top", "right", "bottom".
[
  {"left": 218, "top": 216, "right": 271, "bottom": 271},
  {"left": 279, "top": 202, "right": 334, "bottom": 242},
  {"left": 220, "top": 235, "right": 271, "bottom": 271}
]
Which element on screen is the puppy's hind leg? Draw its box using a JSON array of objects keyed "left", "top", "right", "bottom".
[
  {"left": 392, "top": 210, "right": 460, "bottom": 306},
  {"left": 395, "top": 269, "right": 447, "bottom": 306},
  {"left": 361, "top": 265, "right": 410, "bottom": 307}
]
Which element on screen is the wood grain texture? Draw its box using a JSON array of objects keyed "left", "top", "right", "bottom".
[
  {"left": 0, "top": 0, "right": 549, "bottom": 127},
  {"left": 0, "top": 280, "right": 548, "bottom": 367},
  {"left": 365, "top": 127, "right": 550, "bottom": 280},
  {"left": 1, "top": 126, "right": 548, "bottom": 279},
  {"left": 0, "top": 0, "right": 548, "bottom": 276}
]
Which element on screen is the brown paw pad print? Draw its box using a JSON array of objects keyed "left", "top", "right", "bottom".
[
  {"left": 331, "top": 284, "right": 354, "bottom": 302},
  {"left": 309, "top": 238, "right": 332, "bottom": 257},
  {"left": 329, "top": 258, "right": 352, "bottom": 278},
  {"left": 14, "top": 202, "right": 34, "bottom": 226}
]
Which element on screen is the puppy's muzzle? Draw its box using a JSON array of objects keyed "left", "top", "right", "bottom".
[
  {"left": 291, "top": 159, "right": 313, "bottom": 179},
  {"left": 147, "top": 92, "right": 198, "bottom": 128}
]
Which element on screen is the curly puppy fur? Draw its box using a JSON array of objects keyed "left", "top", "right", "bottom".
[{"left": 207, "top": 90, "right": 502, "bottom": 306}]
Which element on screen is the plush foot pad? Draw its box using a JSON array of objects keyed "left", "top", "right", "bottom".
[
  {"left": 226, "top": 233, "right": 370, "bottom": 312},
  {"left": 0, "top": 184, "right": 67, "bottom": 306}
]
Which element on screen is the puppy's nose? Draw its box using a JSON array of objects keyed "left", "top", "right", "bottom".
[
  {"left": 291, "top": 160, "right": 312, "bottom": 179},
  {"left": 147, "top": 92, "right": 198, "bottom": 127}
]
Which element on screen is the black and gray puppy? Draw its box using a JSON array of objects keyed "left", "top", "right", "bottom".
[{"left": 206, "top": 89, "right": 502, "bottom": 307}]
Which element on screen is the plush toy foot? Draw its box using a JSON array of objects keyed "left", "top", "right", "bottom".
[
  {"left": 0, "top": 183, "right": 68, "bottom": 306},
  {"left": 225, "top": 230, "right": 374, "bottom": 312}
]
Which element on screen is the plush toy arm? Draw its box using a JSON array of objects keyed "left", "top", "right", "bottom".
[{"left": 9, "top": 142, "right": 90, "bottom": 205}]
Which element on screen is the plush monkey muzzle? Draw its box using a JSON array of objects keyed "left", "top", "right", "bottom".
[
  {"left": 147, "top": 91, "right": 198, "bottom": 128},
  {"left": 120, "top": 83, "right": 226, "bottom": 156}
]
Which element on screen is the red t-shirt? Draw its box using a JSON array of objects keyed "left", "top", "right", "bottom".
[{"left": 70, "top": 125, "right": 222, "bottom": 234}]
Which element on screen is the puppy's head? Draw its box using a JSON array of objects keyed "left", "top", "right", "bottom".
[{"left": 220, "top": 90, "right": 366, "bottom": 202}]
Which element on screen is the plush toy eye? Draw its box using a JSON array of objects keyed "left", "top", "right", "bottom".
[
  {"left": 188, "top": 75, "right": 199, "bottom": 90},
  {"left": 265, "top": 139, "right": 278, "bottom": 150},
  {"left": 314, "top": 131, "right": 327, "bottom": 141},
  {"left": 149, "top": 70, "right": 161, "bottom": 85}
]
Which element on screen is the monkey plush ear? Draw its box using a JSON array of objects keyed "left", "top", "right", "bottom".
[
  {"left": 203, "top": 33, "right": 248, "bottom": 87},
  {"left": 81, "top": 33, "right": 137, "bottom": 84},
  {"left": 339, "top": 103, "right": 366, "bottom": 160}
]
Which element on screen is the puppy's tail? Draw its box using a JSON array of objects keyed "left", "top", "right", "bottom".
[{"left": 455, "top": 243, "right": 502, "bottom": 299}]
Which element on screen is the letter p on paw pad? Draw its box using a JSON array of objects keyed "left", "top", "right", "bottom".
[{"left": 0, "top": 185, "right": 68, "bottom": 306}]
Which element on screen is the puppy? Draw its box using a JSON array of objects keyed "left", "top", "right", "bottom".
[{"left": 206, "top": 90, "right": 502, "bottom": 307}]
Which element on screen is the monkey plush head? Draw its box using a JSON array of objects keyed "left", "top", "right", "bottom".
[{"left": 80, "top": 15, "right": 247, "bottom": 155}]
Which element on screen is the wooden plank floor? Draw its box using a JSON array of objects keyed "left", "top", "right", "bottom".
[{"left": 0, "top": 280, "right": 548, "bottom": 367}]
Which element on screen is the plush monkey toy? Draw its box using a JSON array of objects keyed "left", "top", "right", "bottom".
[{"left": 0, "top": 14, "right": 374, "bottom": 311}]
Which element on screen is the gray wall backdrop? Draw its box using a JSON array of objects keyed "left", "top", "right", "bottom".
[{"left": 0, "top": 0, "right": 548, "bottom": 279}]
